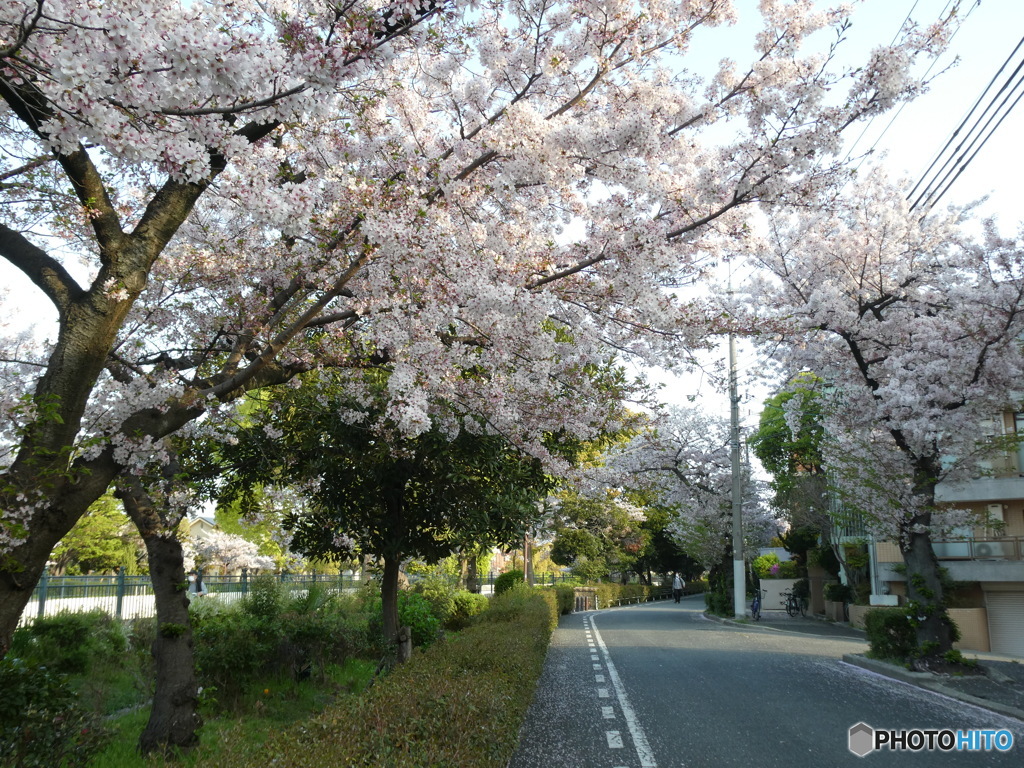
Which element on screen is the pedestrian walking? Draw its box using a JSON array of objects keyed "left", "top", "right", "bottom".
[
  {"left": 672, "top": 572, "right": 685, "bottom": 603},
  {"left": 188, "top": 569, "right": 206, "bottom": 597}
]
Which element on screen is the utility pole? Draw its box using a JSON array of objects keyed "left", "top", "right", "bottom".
[{"left": 729, "top": 330, "right": 745, "bottom": 618}]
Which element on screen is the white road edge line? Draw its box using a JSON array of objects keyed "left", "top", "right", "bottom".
[{"left": 590, "top": 615, "right": 661, "bottom": 768}]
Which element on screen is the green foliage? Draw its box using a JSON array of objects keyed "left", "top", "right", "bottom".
[
  {"left": 704, "top": 584, "right": 732, "bottom": 617},
  {"left": 824, "top": 582, "right": 854, "bottom": 603},
  {"left": 549, "top": 489, "right": 646, "bottom": 579},
  {"left": 791, "top": 578, "right": 810, "bottom": 600},
  {"left": 158, "top": 622, "right": 187, "bottom": 638},
  {"left": 398, "top": 590, "right": 442, "bottom": 647},
  {"left": 552, "top": 584, "right": 575, "bottom": 615},
  {"left": 242, "top": 573, "right": 286, "bottom": 621},
  {"left": 494, "top": 569, "right": 524, "bottom": 595},
  {"left": 0, "top": 657, "right": 109, "bottom": 768},
  {"left": 415, "top": 575, "right": 458, "bottom": 625},
  {"left": 568, "top": 556, "right": 608, "bottom": 583},
  {"left": 750, "top": 375, "right": 826, "bottom": 488},
  {"left": 50, "top": 493, "right": 143, "bottom": 576},
  {"left": 10, "top": 610, "right": 127, "bottom": 676},
  {"left": 751, "top": 553, "right": 799, "bottom": 580},
  {"left": 808, "top": 545, "right": 841, "bottom": 576},
  {"left": 448, "top": 591, "right": 490, "bottom": 630},
  {"left": 192, "top": 589, "right": 378, "bottom": 706},
  {"left": 942, "top": 648, "right": 977, "bottom": 667},
  {"left": 864, "top": 608, "right": 917, "bottom": 661},
  {"left": 253, "top": 587, "right": 556, "bottom": 767}
]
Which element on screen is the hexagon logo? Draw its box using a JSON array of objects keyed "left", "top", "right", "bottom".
[{"left": 849, "top": 722, "right": 875, "bottom": 757}]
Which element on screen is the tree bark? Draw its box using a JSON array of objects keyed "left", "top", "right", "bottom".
[
  {"left": 902, "top": 521, "right": 955, "bottom": 662},
  {"left": 380, "top": 553, "right": 401, "bottom": 653},
  {"left": 118, "top": 481, "right": 201, "bottom": 756},
  {"left": 900, "top": 457, "right": 956, "bottom": 662},
  {"left": 466, "top": 553, "right": 479, "bottom": 593}
]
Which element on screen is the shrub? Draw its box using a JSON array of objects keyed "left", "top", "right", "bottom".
[
  {"left": 447, "top": 591, "right": 490, "bottom": 630},
  {"left": 256, "top": 586, "right": 556, "bottom": 768},
  {"left": 494, "top": 569, "right": 524, "bottom": 595},
  {"left": 825, "top": 582, "right": 854, "bottom": 603},
  {"left": 192, "top": 607, "right": 284, "bottom": 703},
  {"left": 0, "top": 657, "right": 109, "bottom": 768},
  {"left": 864, "top": 608, "right": 916, "bottom": 661},
  {"left": 242, "top": 573, "right": 286, "bottom": 621},
  {"left": 552, "top": 584, "right": 575, "bottom": 615},
  {"left": 398, "top": 590, "right": 442, "bottom": 648},
  {"left": 792, "top": 578, "right": 810, "bottom": 600},
  {"left": 704, "top": 585, "right": 732, "bottom": 617},
  {"left": 752, "top": 553, "right": 799, "bottom": 579},
  {"left": 10, "top": 610, "right": 127, "bottom": 676},
  {"left": 415, "top": 575, "right": 458, "bottom": 626}
]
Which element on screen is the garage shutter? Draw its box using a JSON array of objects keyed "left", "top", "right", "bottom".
[{"left": 986, "top": 592, "right": 1024, "bottom": 657}]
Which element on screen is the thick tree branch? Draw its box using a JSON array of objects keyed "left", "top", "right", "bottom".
[{"left": 0, "top": 223, "right": 84, "bottom": 315}]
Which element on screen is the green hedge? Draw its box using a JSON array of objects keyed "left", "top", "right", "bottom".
[
  {"left": 593, "top": 583, "right": 668, "bottom": 607},
  {"left": 248, "top": 584, "right": 556, "bottom": 768},
  {"left": 864, "top": 607, "right": 916, "bottom": 661}
]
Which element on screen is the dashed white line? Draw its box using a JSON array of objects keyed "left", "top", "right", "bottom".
[
  {"left": 602, "top": 705, "right": 615, "bottom": 719},
  {"left": 598, "top": 687, "right": 610, "bottom": 698},
  {"left": 607, "top": 731, "right": 624, "bottom": 749},
  {"left": 595, "top": 674, "right": 605, "bottom": 683},
  {"left": 590, "top": 615, "right": 660, "bottom": 768}
]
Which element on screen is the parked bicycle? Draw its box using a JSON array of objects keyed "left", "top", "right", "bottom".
[
  {"left": 750, "top": 588, "right": 764, "bottom": 621},
  {"left": 781, "top": 589, "right": 806, "bottom": 618}
]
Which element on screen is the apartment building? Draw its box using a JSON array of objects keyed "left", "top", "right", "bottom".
[{"left": 873, "top": 413, "right": 1024, "bottom": 656}]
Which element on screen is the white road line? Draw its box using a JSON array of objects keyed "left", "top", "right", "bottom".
[
  {"left": 602, "top": 705, "right": 615, "bottom": 719},
  {"left": 598, "top": 687, "right": 610, "bottom": 698},
  {"left": 607, "top": 731, "right": 624, "bottom": 749},
  {"left": 595, "top": 674, "right": 605, "bottom": 682},
  {"left": 590, "top": 616, "right": 660, "bottom": 768}
]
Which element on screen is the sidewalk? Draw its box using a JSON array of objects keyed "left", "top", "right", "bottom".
[{"left": 705, "top": 609, "right": 1024, "bottom": 722}]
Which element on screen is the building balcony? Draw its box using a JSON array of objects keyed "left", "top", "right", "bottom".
[
  {"left": 932, "top": 537, "right": 1023, "bottom": 561},
  {"left": 936, "top": 476, "right": 1024, "bottom": 503}
]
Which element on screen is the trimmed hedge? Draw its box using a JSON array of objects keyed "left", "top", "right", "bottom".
[
  {"left": 249, "top": 584, "right": 557, "bottom": 768},
  {"left": 864, "top": 607, "right": 916, "bottom": 661}
]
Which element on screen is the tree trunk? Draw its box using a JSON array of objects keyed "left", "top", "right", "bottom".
[
  {"left": 119, "top": 481, "right": 201, "bottom": 755},
  {"left": 466, "top": 553, "right": 479, "bottom": 594},
  {"left": 900, "top": 458, "right": 955, "bottom": 663},
  {"left": 380, "top": 553, "right": 401, "bottom": 654},
  {"left": 902, "top": 522, "right": 955, "bottom": 662}
]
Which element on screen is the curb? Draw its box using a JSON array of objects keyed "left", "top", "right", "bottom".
[{"left": 842, "top": 654, "right": 1024, "bottom": 723}]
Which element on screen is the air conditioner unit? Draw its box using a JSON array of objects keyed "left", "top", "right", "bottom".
[{"left": 975, "top": 543, "right": 994, "bottom": 557}]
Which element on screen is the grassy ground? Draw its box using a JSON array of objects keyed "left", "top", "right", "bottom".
[{"left": 89, "top": 658, "right": 378, "bottom": 767}]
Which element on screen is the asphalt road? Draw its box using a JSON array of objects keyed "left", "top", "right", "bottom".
[{"left": 510, "top": 596, "right": 1024, "bottom": 767}]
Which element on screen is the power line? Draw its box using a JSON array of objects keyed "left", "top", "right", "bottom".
[{"left": 909, "top": 32, "right": 1024, "bottom": 210}]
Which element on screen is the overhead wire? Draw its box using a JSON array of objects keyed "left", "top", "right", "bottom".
[{"left": 909, "top": 31, "right": 1024, "bottom": 210}]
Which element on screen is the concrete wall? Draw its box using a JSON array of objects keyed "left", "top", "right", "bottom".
[
  {"left": 759, "top": 578, "right": 798, "bottom": 612},
  {"left": 950, "top": 607, "right": 991, "bottom": 653}
]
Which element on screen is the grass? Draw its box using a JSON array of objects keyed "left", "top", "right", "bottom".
[{"left": 86, "top": 658, "right": 377, "bottom": 768}]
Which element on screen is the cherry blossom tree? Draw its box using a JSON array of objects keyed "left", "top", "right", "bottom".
[
  {"left": 607, "top": 406, "right": 774, "bottom": 574},
  {"left": 185, "top": 529, "right": 276, "bottom": 574},
  {"left": 0, "top": 0, "right": 955, "bottom": 656},
  {"left": 745, "top": 175, "right": 1024, "bottom": 661}
]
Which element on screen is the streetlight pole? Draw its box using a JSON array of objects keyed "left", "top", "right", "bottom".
[{"left": 729, "top": 330, "right": 745, "bottom": 618}]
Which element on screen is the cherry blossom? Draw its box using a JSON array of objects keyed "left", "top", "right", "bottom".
[
  {"left": 744, "top": 173, "right": 1024, "bottom": 656},
  {"left": 0, "top": 0, "right": 956, "bottom": 650}
]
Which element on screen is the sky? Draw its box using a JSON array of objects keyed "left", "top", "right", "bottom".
[{"left": 652, "top": 0, "right": 1024, "bottom": 428}]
